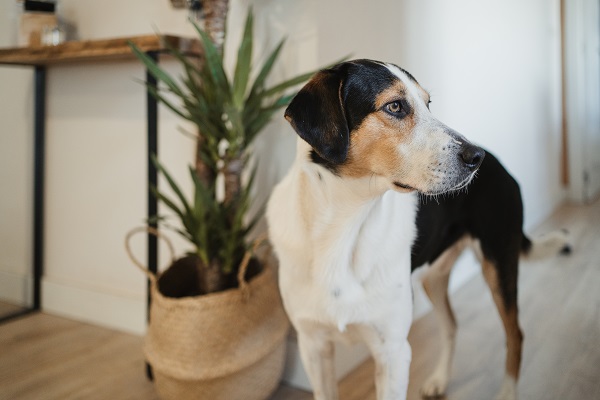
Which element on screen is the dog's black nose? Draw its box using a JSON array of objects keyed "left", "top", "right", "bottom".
[{"left": 459, "top": 144, "right": 485, "bottom": 170}]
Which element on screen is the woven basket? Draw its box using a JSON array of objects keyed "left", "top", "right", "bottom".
[{"left": 126, "top": 228, "right": 289, "bottom": 400}]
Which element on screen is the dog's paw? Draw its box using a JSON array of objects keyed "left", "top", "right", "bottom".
[
  {"left": 420, "top": 374, "right": 448, "bottom": 398},
  {"left": 494, "top": 376, "right": 517, "bottom": 400}
]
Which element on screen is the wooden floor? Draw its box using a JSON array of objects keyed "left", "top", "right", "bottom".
[
  {"left": 0, "top": 199, "right": 598, "bottom": 400},
  {"left": 0, "top": 301, "right": 27, "bottom": 318}
]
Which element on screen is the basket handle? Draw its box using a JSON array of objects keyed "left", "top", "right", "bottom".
[
  {"left": 125, "top": 226, "right": 176, "bottom": 285},
  {"left": 237, "top": 233, "right": 268, "bottom": 301}
]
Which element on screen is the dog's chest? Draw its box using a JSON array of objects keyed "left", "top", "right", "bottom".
[
  {"left": 350, "top": 192, "right": 417, "bottom": 283},
  {"left": 318, "top": 192, "right": 416, "bottom": 326},
  {"left": 280, "top": 188, "right": 417, "bottom": 330}
]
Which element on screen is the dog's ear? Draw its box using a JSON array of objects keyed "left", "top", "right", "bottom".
[{"left": 284, "top": 69, "right": 349, "bottom": 164}]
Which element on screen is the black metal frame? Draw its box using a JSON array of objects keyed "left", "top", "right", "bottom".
[
  {"left": 0, "top": 66, "right": 45, "bottom": 323},
  {"left": 146, "top": 51, "right": 159, "bottom": 308},
  {"left": 0, "top": 54, "right": 160, "bottom": 324},
  {"left": 33, "top": 65, "right": 45, "bottom": 312}
]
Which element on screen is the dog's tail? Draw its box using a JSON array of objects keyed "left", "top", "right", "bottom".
[{"left": 521, "top": 229, "right": 572, "bottom": 261}]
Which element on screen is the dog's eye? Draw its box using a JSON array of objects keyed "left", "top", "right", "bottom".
[
  {"left": 385, "top": 101, "right": 408, "bottom": 118},
  {"left": 384, "top": 101, "right": 408, "bottom": 118},
  {"left": 386, "top": 101, "right": 402, "bottom": 114}
]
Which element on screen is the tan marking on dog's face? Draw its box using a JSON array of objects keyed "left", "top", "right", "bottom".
[
  {"left": 338, "top": 64, "right": 479, "bottom": 195},
  {"left": 340, "top": 82, "right": 414, "bottom": 179}
]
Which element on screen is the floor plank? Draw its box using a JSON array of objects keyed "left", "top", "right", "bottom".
[
  {"left": 0, "top": 314, "right": 159, "bottom": 400},
  {"left": 1, "top": 199, "right": 598, "bottom": 400}
]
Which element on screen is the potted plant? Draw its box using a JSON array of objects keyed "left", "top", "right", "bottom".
[{"left": 125, "top": 9, "right": 335, "bottom": 400}]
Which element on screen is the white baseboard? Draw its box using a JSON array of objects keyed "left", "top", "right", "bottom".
[
  {"left": 0, "top": 269, "right": 32, "bottom": 306},
  {"left": 42, "top": 278, "right": 147, "bottom": 336}
]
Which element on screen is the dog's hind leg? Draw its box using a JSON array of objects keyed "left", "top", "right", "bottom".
[
  {"left": 297, "top": 328, "right": 338, "bottom": 400},
  {"left": 481, "top": 252, "right": 522, "bottom": 400},
  {"left": 420, "top": 238, "right": 467, "bottom": 398}
]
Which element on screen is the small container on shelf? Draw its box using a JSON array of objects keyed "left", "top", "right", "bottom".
[{"left": 18, "top": 0, "right": 58, "bottom": 47}]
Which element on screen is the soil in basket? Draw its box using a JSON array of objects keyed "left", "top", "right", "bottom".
[{"left": 157, "top": 255, "right": 263, "bottom": 297}]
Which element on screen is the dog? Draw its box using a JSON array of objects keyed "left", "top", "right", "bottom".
[
  {"left": 267, "top": 59, "right": 485, "bottom": 400},
  {"left": 411, "top": 150, "right": 570, "bottom": 400}
]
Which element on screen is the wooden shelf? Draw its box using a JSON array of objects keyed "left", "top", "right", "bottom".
[{"left": 0, "top": 35, "right": 201, "bottom": 66}]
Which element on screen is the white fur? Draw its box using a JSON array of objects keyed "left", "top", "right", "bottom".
[
  {"left": 268, "top": 140, "right": 417, "bottom": 400},
  {"left": 522, "top": 230, "right": 570, "bottom": 261}
]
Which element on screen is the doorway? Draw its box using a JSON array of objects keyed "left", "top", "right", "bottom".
[{"left": 564, "top": 0, "right": 600, "bottom": 202}]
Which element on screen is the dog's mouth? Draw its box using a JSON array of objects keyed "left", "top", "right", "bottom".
[
  {"left": 393, "top": 169, "right": 478, "bottom": 196},
  {"left": 393, "top": 181, "right": 416, "bottom": 191},
  {"left": 421, "top": 170, "right": 478, "bottom": 196}
]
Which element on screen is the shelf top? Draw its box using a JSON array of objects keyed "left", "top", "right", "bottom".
[{"left": 0, "top": 35, "right": 201, "bottom": 66}]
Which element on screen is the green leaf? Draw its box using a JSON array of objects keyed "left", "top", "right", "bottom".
[
  {"left": 232, "top": 11, "right": 254, "bottom": 108},
  {"left": 151, "top": 155, "right": 192, "bottom": 217},
  {"left": 261, "top": 70, "right": 317, "bottom": 99},
  {"left": 189, "top": 19, "right": 231, "bottom": 99},
  {"left": 223, "top": 105, "right": 245, "bottom": 151},
  {"left": 245, "top": 108, "right": 279, "bottom": 143},
  {"left": 185, "top": 110, "right": 226, "bottom": 144},
  {"left": 161, "top": 37, "right": 204, "bottom": 82},
  {"left": 141, "top": 81, "right": 191, "bottom": 121},
  {"left": 271, "top": 92, "right": 297, "bottom": 109},
  {"left": 248, "top": 39, "right": 284, "bottom": 98},
  {"left": 129, "top": 42, "right": 185, "bottom": 98},
  {"left": 150, "top": 185, "right": 185, "bottom": 220},
  {"left": 260, "top": 55, "right": 350, "bottom": 99},
  {"left": 245, "top": 93, "right": 296, "bottom": 141}
]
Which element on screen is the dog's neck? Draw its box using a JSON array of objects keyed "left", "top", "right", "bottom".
[
  {"left": 294, "top": 138, "right": 391, "bottom": 258},
  {"left": 295, "top": 138, "right": 390, "bottom": 204}
]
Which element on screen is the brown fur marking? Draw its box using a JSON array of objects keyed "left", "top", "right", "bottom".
[
  {"left": 340, "top": 82, "right": 418, "bottom": 179},
  {"left": 481, "top": 259, "right": 523, "bottom": 380}
]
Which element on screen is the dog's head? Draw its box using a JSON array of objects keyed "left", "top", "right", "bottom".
[{"left": 285, "top": 59, "right": 484, "bottom": 195}]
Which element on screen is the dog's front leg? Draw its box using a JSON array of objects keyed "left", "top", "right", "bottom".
[
  {"left": 359, "top": 326, "right": 412, "bottom": 400},
  {"left": 297, "top": 329, "right": 338, "bottom": 400},
  {"left": 374, "top": 339, "right": 412, "bottom": 400}
]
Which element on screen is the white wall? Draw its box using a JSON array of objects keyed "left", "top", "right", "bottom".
[
  {"left": 0, "top": 0, "right": 565, "bottom": 340},
  {"left": 318, "top": 0, "right": 565, "bottom": 231},
  {"left": 0, "top": 1, "right": 34, "bottom": 307},
  {"left": 39, "top": 0, "right": 198, "bottom": 334}
]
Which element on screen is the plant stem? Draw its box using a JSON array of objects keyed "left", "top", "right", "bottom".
[
  {"left": 194, "top": 133, "right": 216, "bottom": 186},
  {"left": 203, "top": 0, "right": 230, "bottom": 54},
  {"left": 224, "top": 156, "right": 243, "bottom": 207},
  {"left": 201, "top": 258, "right": 224, "bottom": 293}
]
